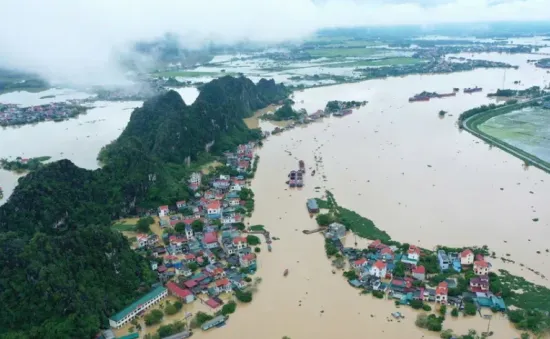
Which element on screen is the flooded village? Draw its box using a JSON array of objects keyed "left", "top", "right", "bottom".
[{"left": 2, "top": 36, "right": 550, "bottom": 339}]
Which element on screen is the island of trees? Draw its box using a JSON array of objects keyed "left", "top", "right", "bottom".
[
  {"left": 0, "top": 156, "right": 51, "bottom": 173},
  {"left": 0, "top": 75, "right": 289, "bottom": 338},
  {"left": 325, "top": 100, "right": 367, "bottom": 113}
]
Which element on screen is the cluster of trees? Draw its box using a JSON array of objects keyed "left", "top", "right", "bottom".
[
  {"left": 235, "top": 289, "right": 253, "bottom": 303},
  {"left": 164, "top": 300, "right": 183, "bottom": 316},
  {"left": 508, "top": 309, "right": 550, "bottom": 334},
  {"left": 324, "top": 100, "right": 366, "bottom": 113},
  {"left": 220, "top": 300, "right": 237, "bottom": 316},
  {"left": 262, "top": 102, "right": 301, "bottom": 121},
  {"left": 415, "top": 313, "right": 444, "bottom": 332},
  {"left": 487, "top": 86, "right": 543, "bottom": 98},
  {"left": 0, "top": 156, "right": 51, "bottom": 173},
  {"left": 145, "top": 309, "right": 164, "bottom": 326},
  {"left": 157, "top": 320, "right": 186, "bottom": 338},
  {"left": 137, "top": 216, "right": 155, "bottom": 233}
]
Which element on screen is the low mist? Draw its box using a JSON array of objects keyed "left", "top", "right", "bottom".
[{"left": 0, "top": 0, "right": 548, "bottom": 88}]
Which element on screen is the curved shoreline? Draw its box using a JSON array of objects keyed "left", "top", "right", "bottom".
[{"left": 461, "top": 96, "right": 550, "bottom": 174}]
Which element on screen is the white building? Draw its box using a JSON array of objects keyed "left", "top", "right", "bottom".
[
  {"left": 109, "top": 286, "right": 167, "bottom": 329},
  {"left": 369, "top": 260, "right": 387, "bottom": 278},
  {"left": 158, "top": 205, "right": 169, "bottom": 217}
]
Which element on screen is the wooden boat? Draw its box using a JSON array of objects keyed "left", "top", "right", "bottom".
[
  {"left": 284, "top": 269, "right": 289, "bottom": 277},
  {"left": 268, "top": 244, "right": 272, "bottom": 252},
  {"left": 311, "top": 170, "right": 316, "bottom": 176}
]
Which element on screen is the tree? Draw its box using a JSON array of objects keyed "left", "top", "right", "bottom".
[
  {"left": 451, "top": 308, "right": 459, "bottom": 317},
  {"left": 234, "top": 222, "right": 246, "bottom": 231},
  {"left": 439, "top": 304, "right": 447, "bottom": 316},
  {"left": 343, "top": 270, "right": 358, "bottom": 280},
  {"left": 137, "top": 216, "right": 154, "bottom": 233},
  {"left": 422, "top": 304, "right": 432, "bottom": 312},
  {"left": 187, "top": 262, "right": 199, "bottom": 272},
  {"left": 246, "top": 235, "right": 261, "bottom": 246},
  {"left": 464, "top": 302, "right": 477, "bottom": 316},
  {"left": 316, "top": 213, "right": 333, "bottom": 226},
  {"left": 410, "top": 299, "right": 424, "bottom": 309},
  {"left": 324, "top": 239, "right": 338, "bottom": 256},
  {"left": 164, "top": 304, "right": 178, "bottom": 315},
  {"left": 174, "top": 301, "right": 183, "bottom": 311},
  {"left": 521, "top": 333, "right": 530, "bottom": 339},
  {"left": 393, "top": 262, "right": 406, "bottom": 277},
  {"left": 440, "top": 329, "right": 454, "bottom": 339},
  {"left": 193, "top": 312, "right": 213, "bottom": 327},
  {"left": 174, "top": 222, "right": 186, "bottom": 233},
  {"left": 254, "top": 247, "right": 261, "bottom": 253},
  {"left": 415, "top": 313, "right": 429, "bottom": 328},
  {"left": 145, "top": 309, "right": 164, "bottom": 326},
  {"left": 221, "top": 301, "right": 237, "bottom": 315},
  {"left": 235, "top": 289, "right": 253, "bottom": 303},
  {"left": 191, "top": 219, "right": 204, "bottom": 233}
]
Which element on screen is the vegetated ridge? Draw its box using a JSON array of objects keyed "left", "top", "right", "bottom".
[{"left": 0, "top": 75, "right": 289, "bottom": 339}]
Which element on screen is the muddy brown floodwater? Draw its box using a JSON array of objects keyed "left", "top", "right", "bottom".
[{"left": 195, "top": 54, "right": 550, "bottom": 339}]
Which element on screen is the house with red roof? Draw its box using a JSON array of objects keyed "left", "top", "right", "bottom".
[
  {"left": 412, "top": 265, "right": 426, "bottom": 281},
  {"left": 166, "top": 281, "right": 195, "bottom": 303},
  {"left": 470, "top": 275, "right": 489, "bottom": 293},
  {"left": 407, "top": 245, "right": 421, "bottom": 261},
  {"left": 369, "top": 240, "right": 382, "bottom": 249},
  {"left": 435, "top": 281, "right": 448, "bottom": 304},
  {"left": 205, "top": 298, "right": 221, "bottom": 309},
  {"left": 158, "top": 205, "right": 169, "bottom": 217},
  {"left": 380, "top": 247, "right": 394, "bottom": 261},
  {"left": 202, "top": 232, "right": 219, "bottom": 249},
  {"left": 176, "top": 200, "right": 187, "bottom": 209},
  {"left": 240, "top": 253, "right": 257, "bottom": 269},
  {"left": 136, "top": 234, "right": 149, "bottom": 248},
  {"left": 232, "top": 237, "right": 248, "bottom": 251},
  {"left": 238, "top": 160, "right": 250, "bottom": 172},
  {"left": 206, "top": 200, "right": 222, "bottom": 219},
  {"left": 369, "top": 260, "right": 387, "bottom": 278},
  {"left": 215, "top": 278, "right": 232, "bottom": 293},
  {"left": 474, "top": 260, "right": 490, "bottom": 275},
  {"left": 352, "top": 258, "right": 368, "bottom": 270},
  {"left": 460, "top": 249, "right": 474, "bottom": 265}
]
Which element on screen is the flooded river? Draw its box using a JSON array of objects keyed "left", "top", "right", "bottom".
[
  {"left": 195, "top": 55, "right": 550, "bottom": 339},
  {"left": 0, "top": 87, "right": 198, "bottom": 205}
]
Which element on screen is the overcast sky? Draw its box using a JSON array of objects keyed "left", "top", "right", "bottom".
[{"left": 1, "top": 0, "right": 549, "bottom": 86}]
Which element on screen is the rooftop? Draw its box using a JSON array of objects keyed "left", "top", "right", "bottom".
[{"left": 109, "top": 286, "right": 167, "bottom": 322}]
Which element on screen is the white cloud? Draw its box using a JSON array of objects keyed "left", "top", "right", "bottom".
[{"left": 0, "top": 0, "right": 548, "bottom": 87}]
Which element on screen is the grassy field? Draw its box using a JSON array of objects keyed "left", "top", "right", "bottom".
[
  {"left": 112, "top": 222, "right": 136, "bottom": 232},
  {"left": 307, "top": 48, "right": 381, "bottom": 58},
  {"left": 324, "top": 57, "right": 424, "bottom": 68},
  {"left": 463, "top": 99, "right": 550, "bottom": 173}
]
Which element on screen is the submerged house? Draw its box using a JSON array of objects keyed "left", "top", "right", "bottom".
[
  {"left": 307, "top": 199, "right": 319, "bottom": 213},
  {"left": 437, "top": 250, "right": 450, "bottom": 271}
]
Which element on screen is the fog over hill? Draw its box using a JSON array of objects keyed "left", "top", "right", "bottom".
[{"left": 1, "top": 0, "right": 549, "bottom": 87}]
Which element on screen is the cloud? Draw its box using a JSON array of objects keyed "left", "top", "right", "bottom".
[{"left": 0, "top": 0, "right": 548, "bottom": 87}]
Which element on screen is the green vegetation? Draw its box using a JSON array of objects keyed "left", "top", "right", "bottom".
[
  {"left": 439, "top": 305, "right": 447, "bottom": 316},
  {"left": 324, "top": 238, "right": 338, "bottom": 257},
  {"left": 262, "top": 102, "right": 302, "bottom": 121},
  {"left": 220, "top": 300, "right": 237, "bottom": 316},
  {"left": 136, "top": 216, "right": 155, "bottom": 233},
  {"left": 451, "top": 308, "right": 459, "bottom": 317},
  {"left": 112, "top": 222, "right": 137, "bottom": 232},
  {"left": 463, "top": 302, "right": 477, "bottom": 316},
  {"left": 0, "top": 156, "right": 51, "bottom": 173},
  {"left": 191, "top": 312, "right": 213, "bottom": 328},
  {"left": 0, "top": 68, "right": 49, "bottom": 94},
  {"left": 415, "top": 313, "right": 444, "bottom": 332},
  {"left": 343, "top": 270, "right": 358, "bottom": 280},
  {"left": 316, "top": 213, "right": 333, "bottom": 226},
  {"left": 246, "top": 235, "right": 261, "bottom": 246},
  {"left": 153, "top": 70, "right": 224, "bottom": 78},
  {"left": 422, "top": 304, "right": 432, "bottom": 312},
  {"left": 324, "top": 100, "right": 367, "bottom": 113},
  {"left": 307, "top": 47, "right": 380, "bottom": 58},
  {"left": 249, "top": 225, "right": 265, "bottom": 232},
  {"left": 372, "top": 290, "right": 385, "bottom": 299},
  {"left": 487, "top": 86, "right": 542, "bottom": 97},
  {"left": 157, "top": 321, "right": 186, "bottom": 338},
  {"left": 235, "top": 289, "right": 253, "bottom": 303},
  {"left": 145, "top": 309, "right": 164, "bottom": 326},
  {"left": 508, "top": 309, "right": 550, "bottom": 334},
  {"left": 0, "top": 76, "right": 289, "bottom": 338},
  {"left": 324, "top": 57, "right": 424, "bottom": 68},
  {"left": 498, "top": 269, "right": 550, "bottom": 312}
]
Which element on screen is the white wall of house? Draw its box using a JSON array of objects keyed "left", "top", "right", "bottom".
[{"left": 109, "top": 289, "right": 167, "bottom": 329}]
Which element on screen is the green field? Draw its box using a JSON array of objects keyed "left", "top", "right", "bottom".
[
  {"left": 112, "top": 223, "right": 136, "bottom": 232},
  {"left": 463, "top": 100, "right": 550, "bottom": 173},
  {"left": 324, "top": 57, "right": 424, "bottom": 68},
  {"left": 307, "top": 48, "right": 381, "bottom": 58}
]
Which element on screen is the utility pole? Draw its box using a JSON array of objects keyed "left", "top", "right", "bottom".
[{"left": 485, "top": 314, "right": 492, "bottom": 334}]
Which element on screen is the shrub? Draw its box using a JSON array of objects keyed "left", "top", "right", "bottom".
[
  {"left": 247, "top": 235, "right": 261, "bottom": 246},
  {"left": 372, "top": 290, "right": 384, "bottom": 299},
  {"left": 451, "top": 308, "right": 459, "bottom": 317},
  {"left": 464, "top": 302, "right": 477, "bottom": 316},
  {"left": 410, "top": 299, "right": 424, "bottom": 310},
  {"left": 235, "top": 289, "right": 253, "bottom": 303},
  {"left": 254, "top": 247, "right": 261, "bottom": 253},
  {"left": 144, "top": 309, "right": 164, "bottom": 326},
  {"left": 422, "top": 304, "right": 432, "bottom": 312},
  {"left": 164, "top": 304, "right": 178, "bottom": 315},
  {"left": 439, "top": 304, "right": 447, "bottom": 316},
  {"left": 221, "top": 301, "right": 237, "bottom": 315}
]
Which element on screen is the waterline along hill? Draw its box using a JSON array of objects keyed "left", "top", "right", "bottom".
[{"left": 0, "top": 76, "right": 289, "bottom": 339}]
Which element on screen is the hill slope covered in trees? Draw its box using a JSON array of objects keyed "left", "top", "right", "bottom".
[{"left": 0, "top": 76, "right": 289, "bottom": 339}]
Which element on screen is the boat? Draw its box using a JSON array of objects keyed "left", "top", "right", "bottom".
[
  {"left": 311, "top": 170, "right": 316, "bottom": 176},
  {"left": 268, "top": 244, "right": 272, "bottom": 252},
  {"left": 284, "top": 269, "right": 289, "bottom": 277},
  {"left": 0, "top": 187, "right": 3, "bottom": 200},
  {"left": 299, "top": 160, "right": 305, "bottom": 173},
  {"left": 436, "top": 92, "right": 456, "bottom": 98},
  {"left": 408, "top": 96, "right": 430, "bottom": 102},
  {"left": 289, "top": 179, "right": 296, "bottom": 187},
  {"left": 464, "top": 86, "right": 483, "bottom": 93},
  {"left": 453, "top": 88, "right": 460, "bottom": 92}
]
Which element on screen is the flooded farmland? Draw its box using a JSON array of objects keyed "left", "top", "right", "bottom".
[{"left": 187, "top": 54, "right": 550, "bottom": 339}]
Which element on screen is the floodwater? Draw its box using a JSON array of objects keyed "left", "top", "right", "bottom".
[
  {"left": 193, "top": 55, "right": 550, "bottom": 339},
  {"left": 0, "top": 87, "right": 199, "bottom": 205}
]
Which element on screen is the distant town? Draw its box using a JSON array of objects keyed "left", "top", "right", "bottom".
[{"left": 0, "top": 102, "right": 88, "bottom": 126}]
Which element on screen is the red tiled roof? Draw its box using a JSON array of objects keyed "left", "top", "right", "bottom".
[
  {"left": 157, "top": 265, "right": 167, "bottom": 273},
  {"left": 164, "top": 255, "right": 178, "bottom": 261},
  {"left": 207, "top": 201, "right": 221, "bottom": 210},
  {"left": 167, "top": 282, "right": 193, "bottom": 298},
  {"left": 176, "top": 200, "right": 186, "bottom": 205},
  {"left": 408, "top": 245, "right": 420, "bottom": 255},
  {"left": 215, "top": 278, "right": 230, "bottom": 287},
  {"left": 185, "top": 254, "right": 196, "bottom": 260},
  {"left": 475, "top": 254, "right": 484, "bottom": 261},
  {"left": 412, "top": 265, "right": 426, "bottom": 274},
  {"left": 203, "top": 232, "right": 217, "bottom": 244},
  {"left": 436, "top": 281, "right": 448, "bottom": 295},
  {"left": 381, "top": 247, "right": 394, "bottom": 255},
  {"left": 232, "top": 237, "right": 246, "bottom": 244},
  {"left": 205, "top": 298, "right": 221, "bottom": 309},
  {"left": 242, "top": 253, "right": 256, "bottom": 261},
  {"left": 183, "top": 280, "right": 198, "bottom": 288},
  {"left": 159, "top": 205, "right": 169, "bottom": 211},
  {"left": 354, "top": 258, "right": 367, "bottom": 266},
  {"left": 475, "top": 260, "right": 489, "bottom": 268},
  {"left": 461, "top": 249, "right": 473, "bottom": 258},
  {"left": 373, "top": 260, "right": 386, "bottom": 270}
]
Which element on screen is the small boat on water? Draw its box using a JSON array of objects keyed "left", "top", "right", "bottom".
[
  {"left": 268, "top": 244, "right": 272, "bottom": 252},
  {"left": 284, "top": 269, "right": 289, "bottom": 277},
  {"left": 299, "top": 160, "right": 305, "bottom": 173},
  {"left": 464, "top": 86, "right": 483, "bottom": 93}
]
